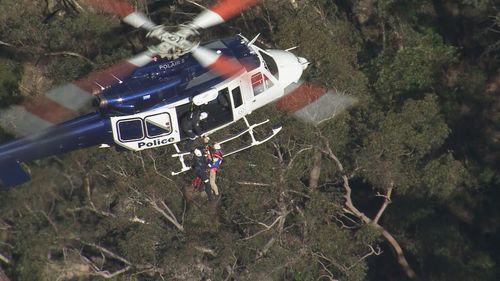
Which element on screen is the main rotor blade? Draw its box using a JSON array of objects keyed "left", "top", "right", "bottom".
[
  {"left": 87, "top": 0, "right": 156, "bottom": 30},
  {"left": 190, "top": 0, "right": 259, "bottom": 29},
  {"left": 0, "top": 51, "right": 155, "bottom": 136},
  {"left": 192, "top": 47, "right": 245, "bottom": 78},
  {"left": 276, "top": 82, "right": 357, "bottom": 126}
]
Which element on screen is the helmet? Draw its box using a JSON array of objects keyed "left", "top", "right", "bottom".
[
  {"left": 202, "top": 136, "right": 210, "bottom": 144},
  {"left": 193, "top": 148, "right": 202, "bottom": 157},
  {"left": 199, "top": 112, "right": 208, "bottom": 120},
  {"left": 213, "top": 143, "right": 221, "bottom": 150}
]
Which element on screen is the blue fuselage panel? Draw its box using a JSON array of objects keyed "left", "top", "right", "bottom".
[{"left": 0, "top": 112, "right": 112, "bottom": 163}]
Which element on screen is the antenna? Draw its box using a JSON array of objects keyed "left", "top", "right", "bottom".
[
  {"left": 111, "top": 74, "right": 123, "bottom": 84},
  {"left": 94, "top": 81, "right": 105, "bottom": 91},
  {"left": 248, "top": 33, "right": 260, "bottom": 46}
]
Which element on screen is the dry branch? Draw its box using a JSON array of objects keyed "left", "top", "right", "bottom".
[
  {"left": 194, "top": 246, "right": 217, "bottom": 257},
  {"left": 255, "top": 237, "right": 276, "bottom": 260},
  {"left": 236, "top": 181, "right": 271, "bottom": 187},
  {"left": 373, "top": 183, "right": 393, "bottom": 224},
  {"left": 146, "top": 197, "right": 184, "bottom": 232},
  {"left": 0, "top": 252, "right": 10, "bottom": 265},
  {"left": 243, "top": 214, "right": 285, "bottom": 240},
  {"left": 80, "top": 241, "right": 132, "bottom": 266},
  {"left": 320, "top": 136, "right": 416, "bottom": 279},
  {"left": 345, "top": 245, "right": 382, "bottom": 271},
  {"left": 127, "top": 185, "right": 184, "bottom": 231}
]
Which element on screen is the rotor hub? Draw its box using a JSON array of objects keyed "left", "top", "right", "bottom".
[{"left": 147, "top": 25, "right": 200, "bottom": 59}]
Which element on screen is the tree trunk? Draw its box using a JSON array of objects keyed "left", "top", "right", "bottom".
[{"left": 308, "top": 148, "right": 322, "bottom": 189}]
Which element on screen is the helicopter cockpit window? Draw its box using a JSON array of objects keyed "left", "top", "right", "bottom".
[
  {"left": 145, "top": 113, "right": 172, "bottom": 138},
  {"left": 260, "top": 51, "right": 279, "bottom": 79},
  {"left": 117, "top": 119, "right": 144, "bottom": 142},
  {"left": 251, "top": 73, "right": 265, "bottom": 96}
]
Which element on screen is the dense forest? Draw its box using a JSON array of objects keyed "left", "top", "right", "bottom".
[{"left": 0, "top": 0, "right": 499, "bottom": 280}]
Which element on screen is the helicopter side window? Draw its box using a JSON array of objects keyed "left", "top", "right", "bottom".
[
  {"left": 231, "top": 86, "right": 243, "bottom": 107},
  {"left": 218, "top": 88, "right": 231, "bottom": 110},
  {"left": 117, "top": 118, "right": 144, "bottom": 142},
  {"left": 251, "top": 73, "right": 265, "bottom": 96},
  {"left": 263, "top": 74, "right": 274, "bottom": 89},
  {"left": 145, "top": 113, "right": 172, "bottom": 138}
]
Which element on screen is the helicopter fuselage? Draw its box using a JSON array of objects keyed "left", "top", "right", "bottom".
[{"left": 0, "top": 35, "right": 306, "bottom": 187}]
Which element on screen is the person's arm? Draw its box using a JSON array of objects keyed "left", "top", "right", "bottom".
[{"left": 192, "top": 110, "right": 203, "bottom": 136}]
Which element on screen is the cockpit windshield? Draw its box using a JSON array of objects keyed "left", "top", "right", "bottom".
[{"left": 259, "top": 51, "right": 279, "bottom": 79}]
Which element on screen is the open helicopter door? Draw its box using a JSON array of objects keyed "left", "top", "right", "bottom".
[
  {"left": 110, "top": 107, "right": 181, "bottom": 151},
  {"left": 229, "top": 76, "right": 253, "bottom": 121}
]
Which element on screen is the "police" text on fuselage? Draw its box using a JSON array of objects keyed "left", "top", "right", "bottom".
[{"left": 137, "top": 138, "right": 170, "bottom": 149}]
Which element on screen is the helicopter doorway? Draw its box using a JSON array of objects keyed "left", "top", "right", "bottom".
[{"left": 199, "top": 87, "right": 233, "bottom": 131}]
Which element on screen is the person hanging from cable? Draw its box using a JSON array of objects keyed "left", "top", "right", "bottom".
[
  {"left": 191, "top": 147, "right": 212, "bottom": 200},
  {"left": 207, "top": 143, "right": 224, "bottom": 197}
]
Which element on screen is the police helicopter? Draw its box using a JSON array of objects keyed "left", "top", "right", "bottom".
[{"left": 0, "top": 0, "right": 353, "bottom": 187}]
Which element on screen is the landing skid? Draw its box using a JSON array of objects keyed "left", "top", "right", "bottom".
[{"left": 171, "top": 116, "right": 282, "bottom": 175}]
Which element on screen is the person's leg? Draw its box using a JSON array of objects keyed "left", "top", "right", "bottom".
[
  {"left": 203, "top": 182, "right": 212, "bottom": 201},
  {"left": 209, "top": 169, "right": 219, "bottom": 196}
]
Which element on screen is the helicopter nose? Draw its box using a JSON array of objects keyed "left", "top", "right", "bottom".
[{"left": 266, "top": 50, "right": 308, "bottom": 87}]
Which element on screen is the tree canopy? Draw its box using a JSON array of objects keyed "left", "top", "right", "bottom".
[{"left": 0, "top": 0, "right": 499, "bottom": 280}]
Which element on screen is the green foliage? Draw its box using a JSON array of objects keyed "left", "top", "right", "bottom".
[
  {"left": 373, "top": 27, "right": 457, "bottom": 102},
  {"left": 0, "top": 57, "right": 22, "bottom": 107},
  {"left": 355, "top": 95, "right": 451, "bottom": 192},
  {"left": 273, "top": 7, "right": 368, "bottom": 96},
  {"left": 0, "top": 1, "right": 499, "bottom": 281},
  {"left": 421, "top": 153, "right": 469, "bottom": 199}
]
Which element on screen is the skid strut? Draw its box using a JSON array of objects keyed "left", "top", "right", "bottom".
[
  {"left": 170, "top": 116, "right": 282, "bottom": 175},
  {"left": 171, "top": 143, "right": 191, "bottom": 175}
]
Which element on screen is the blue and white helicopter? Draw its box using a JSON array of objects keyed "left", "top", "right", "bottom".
[{"left": 0, "top": 0, "right": 350, "bottom": 187}]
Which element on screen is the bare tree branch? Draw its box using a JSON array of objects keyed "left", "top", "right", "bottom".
[
  {"left": 40, "top": 211, "right": 59, "bottom": 234},
  {"left": 255, "top": 237, "right": 276, "bottom": 260},
  {"left": 345, "top": 245, "right": 382, "bottom": 271},
  {"left": 309, "top": 147, "right": 323, "bottom": 189},
  {"left": 194, "top": 246, "right": 217, "bottom": 257},
  {"left": 312, "top": 251, "right": 348, "bottom": 273},
  {"left": 319, "top": 135, "right": 417, "bottom": 279},
  {"left": 147, "top": 152, "right": 174, "bottom": 183},
  {"left": 79, "top": 253, "right": 131, "bottom": 279},
  {"left": 237, "top": 181, "right": 271, "bottom": 187},
  {"left": 44, "top": 51, "right": 96, "bottom": 65},
  {"left": 243, "top": 214, "right": 285, "bottom": 240},
  {"left": 0, "top": 40, "right": 15, "bottom": 48},
  {"left": 142, "top": 194, "right": 184, "bottom": 232},
  {"left": 80, "top": 241, "right": 132, "bottom": 266},
  {"left": 223, "top": 252, "right": 238, "bottom": 281},
  {"left": 0, "top": 252, "right": 10, "bottom": 265},
  {"left": 373, "top": 182, "right": 393, "bottom": 224}
]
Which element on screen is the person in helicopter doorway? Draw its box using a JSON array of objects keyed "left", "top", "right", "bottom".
[
  {"left": 207, "top": 143, "right": 224, "bottom": 197},
  {"left": 181, "top": 107, "right": 209, "bottom": 150},
  {"left": 191, "top": 147, "right": 212, "bottom": 200}
]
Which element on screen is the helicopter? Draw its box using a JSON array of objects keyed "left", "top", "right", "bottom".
[{"left": 0, "top": 0, "right": 353, "bottom": 187}]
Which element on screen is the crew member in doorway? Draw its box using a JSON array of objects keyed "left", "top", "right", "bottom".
[
  {"left": 181, "top": 108, "right": 208, "bottom": 139},
  {"left": 207, "top": 143, "right": 224, "bottom": 197},
  {"left": 191, "top": 147, "right": 211, "bottom": 200}
]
